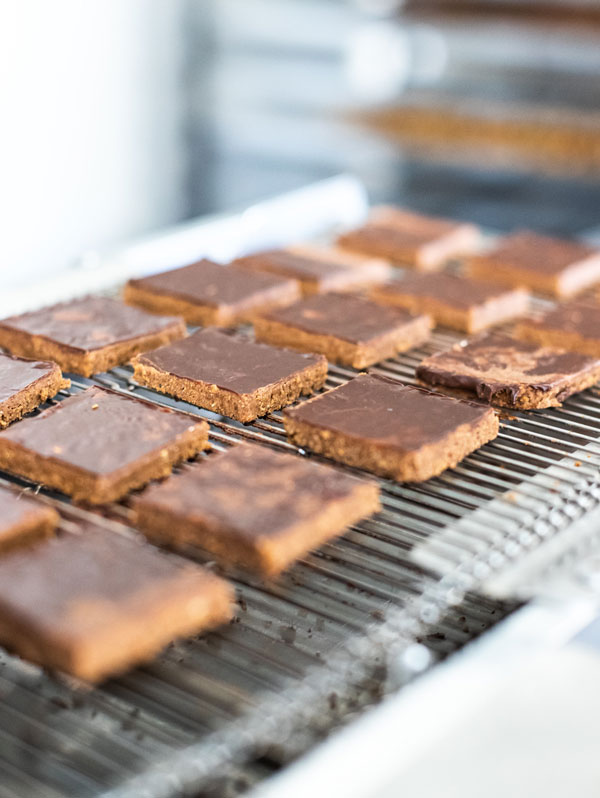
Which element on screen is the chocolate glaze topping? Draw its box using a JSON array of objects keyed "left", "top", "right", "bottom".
[
  {"left": 0, "top": 352, "right": 58, "bottom": 404},
  {"left": 0, "top": 522, "right": 210, "bottom": 622},
  {"left": 137, "top": 329, "right": 325, "bottom": 396},
  {"left": 262, "top": 293, "right": 421, "bottom": 343},
  {"left": 0, "top": 296, "right": 182, "bottom": 353},
  {"left": 416, "top": 332, "right": 599, "bottom": 403},
  {"left": 523, "top": 301, "right": 600, "bottom": 339},
  {"left": 482, "top": 231, "right": 597, "bottom": 275},
  {"left": 129, "top": 259, "right": 296, "bottom": 307},
  {"left": 0, "top": 386, "right": 202, "bottom": 475},
  {"left": 284, "top": 373, "right": 491, "bottom": 451},
  {"left": 137, "top": 444, "right": 366, "bottom": 541},
  {"left": 378, "top": 272, "right": 517, "bottom": 309},
  {"left": 0, "top": 484, "right": 50, "bottom": 529}
]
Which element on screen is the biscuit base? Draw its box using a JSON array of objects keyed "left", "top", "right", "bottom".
[
  {"left": 0, "top": 321, "right": 187, "bottom": 378},
  {"left": 132, "top": 358, "right": 328, "bottom": 423},
  {"left": 134, "top": 479, "right": 381, "bottom": 576},
  {"left": 283, "top": 411, "right": 499, "bottom": 482},
  {"left": 123, "top": 280, "right": 299, "bottom": 327},
  {"left": 253, "top": 315, "right": 431, "bottom": 368},
  {"left": 0, "top": 423, "right": 209, "bottom": 504},
  {"left": 0, "top": 367, "right": 69, "bottom": 428}
]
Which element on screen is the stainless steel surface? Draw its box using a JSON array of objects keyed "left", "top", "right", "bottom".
[{"left": 2, "top": 182, "right": 600, "bottom": 797}]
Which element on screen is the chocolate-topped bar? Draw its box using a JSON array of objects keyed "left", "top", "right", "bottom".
[
  {"left": 0, "top": 352, "right": 69, "bottom": 428},
  {"left": 467, "top": 231, "right": 600, "bottom": 298},
  {"left": 254, "top": 293, "right": 432, "bottom": 368},
  {"left": 283, "top": 373, "right": 498, "bottom": 482},
  {"left": 516, "top": 300, "right": 600, "bottom": 358},
  {"left": 0, "top": 523, "right": 234, "bottom": 681},
  {"left": 416, "top": 332, "right": 600, "bottom": 409},
  {"left": 0, "top": 386, "right": 209, "bottom": 503},
  {"left": 370, "top": 272, "right": 530, "bottom": 333},
  {"left": 132, "top": 328, "right": 327, "bottom": 423},
  {"left": 232, "top": 247, "right": 391, "bottom": 296},
  {"left": 133, "top": 444, "right": 380, "bottom": 576},
  {"left": 0, "top": 484, "right": 58, "bottom": 553},
  {"left": 337, "top": 207, "right": 481, "bottom": 271},
  {"left": 124, "top": 259, "right": 300, "bottom": 326},
  {"left": 0, "top": 296, "right": 186, "bottom": 377}
]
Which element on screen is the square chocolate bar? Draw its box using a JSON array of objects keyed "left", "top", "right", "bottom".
[
  {"left": 417, "top": 332, "right": 600, "bottom": 409},
  {"left": 283, "top": 373, "right": 498, "bottom": 482},
  {"left": 0, "top": 524, "right": 234, "bottom": 681},
  {"left": 124, "top": 259, "right": 300, "bottom": 326},
  {"left": 254, "top": 292, "right": 431, "bottom": 368},
  {"left": 337, "top": 207, "right": 480, "bottom": 271},
  {"left": 0, "top": 352, "right": 69, "bottom": 428},
  {"left": 132, "top": 329, "right": 327, "bottom": 423},
  {"left": 0, "top": 386, "right": 209, "bottom": 503},
  {"left": 0, "top": 296, "right": 186, "bottom": 376},
  {"left": 133, "top": 444, "right": 380, "bottom": 575}
]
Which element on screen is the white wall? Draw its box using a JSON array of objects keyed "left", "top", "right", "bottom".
[{"left": 0, "top": 0, "right": 186, "bottom": 287}]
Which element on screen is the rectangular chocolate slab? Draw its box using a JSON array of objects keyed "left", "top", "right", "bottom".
[
  {"left": 370, "top": 272, "right": 530, "bottom": 333},
  {"left": 337, "top": 207, "right": 480, "bottom": 271},
  {"left": 0, "top": 296, "right": 186, "bottom": 377},
  {"left": 133, "top": 444, "right": 380, "bottom": 576},
  {"left": 132, "top": 329, "right": 327, "bottom": 423},
  {"left": 0, "top": 484, "right": 58, "bottom": 553},
  {"left": 254, "top": 293, "right": 432, "bottom": 368},
  {"left": 0, "top": 386, "right": 209, "bottom": 503},
  {"left": 232, "top": 247, "right": 391, "bottom": 295},
  {"left": 0, "top": 523, "right": 234, "bottom": 681},
  {"left": 124, "top": 259, "right": 300, "bottom": 326},
  {"left": 515, "top": 301, "right": 600, "bottom": 358},
  {"left": 416, "top": 332, "right": 600, "bottom": 409},
  {"left": 0, "top": 352, "right": 69, "bottom": 428},
  {"left": 467, "top": 231, "right": 600, "bottom": 298},
  {"left": 283, "top": 373, "right": 498, "bottom": 482}
]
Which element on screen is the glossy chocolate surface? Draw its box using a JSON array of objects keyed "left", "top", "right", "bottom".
[
  {"left": 129, "top": 259, "right": 295, "bottom": 307},
  {"left": 377, "top": 272, "right": 516, "bottom": 310},
  {"left": 481, "top": 231, "right": 597, "bottom": 275},
  {"left": 0, "top": 297, "right": 182, "bottom": 353},
  {"left": 262, "top": 293, "right": 421, "bottom": 343},
  {"left": 137, "top": 444, "right": 367, "bottom": 541},
  {"left": 284, "top": 373, "right": 491, "bottom": 451},
  {"left": 416, "top": 332, "right": 599, "bottom": 402},
  {"left": 0, "top": 353, "right": 58, "bottom": 404},
  {"left": 137, "top": 329, "right": 325, "bottom": 396},
  {"left": 0, "top": 386, "right": 202, "bottom": 475}
]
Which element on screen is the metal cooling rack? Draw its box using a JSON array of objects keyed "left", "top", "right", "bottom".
[{"left": 1, "top": 311, "right": 600, "bottom": 796}]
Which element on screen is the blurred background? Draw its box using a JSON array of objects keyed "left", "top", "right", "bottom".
[{"left": 3, "top": 0, "right": 600, "bottom": 285}]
